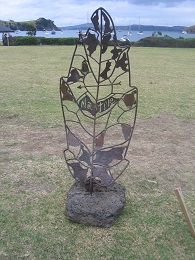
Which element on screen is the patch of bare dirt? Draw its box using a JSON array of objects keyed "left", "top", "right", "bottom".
[
  {"left": 129, "top": 114, "right": 195, "bottom": 193},
  {"left": 21, "top": 181, "right": 56, "bottom": 194},
  {"left": 1, "top": 114, "right": 194, "bottom": 194}
]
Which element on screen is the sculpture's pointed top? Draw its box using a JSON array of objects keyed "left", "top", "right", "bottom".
[{"left": 91, "top": 7, "right": 117, "bottom": 40}]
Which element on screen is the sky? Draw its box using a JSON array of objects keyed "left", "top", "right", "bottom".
[{"left": 0, "top": 0, "right": 195, "bottom": 27}]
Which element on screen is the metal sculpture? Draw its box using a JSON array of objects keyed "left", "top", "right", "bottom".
[{"left": 60, "top": 7, "right": 138, "bottom": 194}]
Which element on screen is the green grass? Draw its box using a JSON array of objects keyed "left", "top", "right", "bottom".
[
  {"left": 0, "top": 46, "right": 195, "bottom": 259},
  {"left": 0, "top": 46, "right": 194, "bottom": 128},
  {"left": 130, "top": 47, "right": 195, "bottom": 119}
]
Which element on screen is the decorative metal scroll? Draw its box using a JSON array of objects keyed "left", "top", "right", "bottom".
[{"left": 60, "top": 7, "right": 138, "bottom": 193}]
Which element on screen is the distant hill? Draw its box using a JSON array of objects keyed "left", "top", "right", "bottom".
[
  {"left": 0, "top": 18, "right": 60, "bottom": 31},
  {"left": 1, "top": 18, "right": 193, "bottom": 33},
  {"left": 60, "top": 23, "right": 186, "bottom": 32},
  {"left": 184, "top": 25, "right": 195, "bottom": 34}
]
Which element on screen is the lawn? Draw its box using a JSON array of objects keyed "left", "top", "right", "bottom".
[{"left": 0, "top": 45, "right": 195, "bottom": 259}]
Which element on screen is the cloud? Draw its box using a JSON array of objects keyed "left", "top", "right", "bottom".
[
  {"left": 0, "top": 0, "right": 194, "bottom": 26},
  {"left": 129, "top": 0, "right": 186, "bottom": 6}
]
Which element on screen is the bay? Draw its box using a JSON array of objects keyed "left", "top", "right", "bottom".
[{"left": 10, "top": 29, "right": 195, "bottom": 42}]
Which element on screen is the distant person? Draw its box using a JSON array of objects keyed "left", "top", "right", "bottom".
[
  {"left": 78, "top": 30, "right": 83, "bottom": 45},
  {"left": 2, "top": 33, "right": 7, "bottom": 46}
]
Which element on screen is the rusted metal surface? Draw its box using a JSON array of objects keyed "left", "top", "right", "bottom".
[{"left": 60, "top": 7, "right": 138, "bottom": 193}]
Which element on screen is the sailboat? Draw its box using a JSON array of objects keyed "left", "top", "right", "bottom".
[
  {"left": 127, "top": 23, "right": 132, "bottom": 36},
  {"left": 137, "top": 17, "right": 143, "bottom": 35},
  {"left": 51, "top": 28, "right": 56, "bottom": 35},
  {"left": 44, "top": 29, "right": 49, "bottom": 35},
  {"left": 120, "top": 35, "right": 130, "bottom": 42}
]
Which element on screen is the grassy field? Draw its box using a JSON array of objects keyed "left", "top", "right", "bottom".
[{"left": 0, "top": 46, "right": 195, "bottom": 259}]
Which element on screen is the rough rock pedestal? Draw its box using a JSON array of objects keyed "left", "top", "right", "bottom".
[{"left": 66, "top": 182, "right": 126, "bottom": 228}]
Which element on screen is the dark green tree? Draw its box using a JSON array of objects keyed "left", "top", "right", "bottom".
[{"left": 26, "top": 24, "right": 36, "bottom": 36}]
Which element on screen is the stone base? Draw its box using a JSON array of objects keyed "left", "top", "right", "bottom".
[{"left": 66, "top": 182, "right": 126, "bottom": 227}]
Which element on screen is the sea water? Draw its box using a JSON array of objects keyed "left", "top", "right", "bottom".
[{"left": 10, "top": 29, "right": 195, "bottom": 42}]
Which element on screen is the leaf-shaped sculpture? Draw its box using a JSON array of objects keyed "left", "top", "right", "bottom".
[{"left": 60, "top": 7, "right": 138, "bottom": 193}]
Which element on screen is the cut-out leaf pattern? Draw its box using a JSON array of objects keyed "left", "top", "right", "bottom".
[
  {"left": 111, "top": 47, "right": 122, "bottom": 60},
  {"left": 79, "top": 146, "right": 91, "bottom": 165},
  {"left": 94, "top": 147, "right": 125, "bottom": 165},
  {"left": 81, "top": 60, "right": 89, "bottom": 75},
  {"left": 67, "top": 131, "right": 80, "bottom": 146},
  {"left": 121, "top": 124, "right": 132, "bottom": 140},
  {"left": 84, "top": 32, "right": 99, "bottom": 56},
  {"left": 116, "top": 53, "right": 128, "bottom": 71},
  {"left": 95, "top": 131, "right": 106, "bottom": 148},
  {"left": 123, "top": 92, "right": 135, "bottom": 107},
  {"left": 100, "top": 61, "right": 112, "bottom": 80},
  {"left": 68, "top": 69, "right": 83, "bottom": 83},
  {"left": 61, "top": 79, "right": 74, "bottom": 101},
  {"left": 68, "top": 162, "right": 88, "bottom": 183},
  {"left": 91, "top": 10, "right": 99, "bottom": 32}
]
